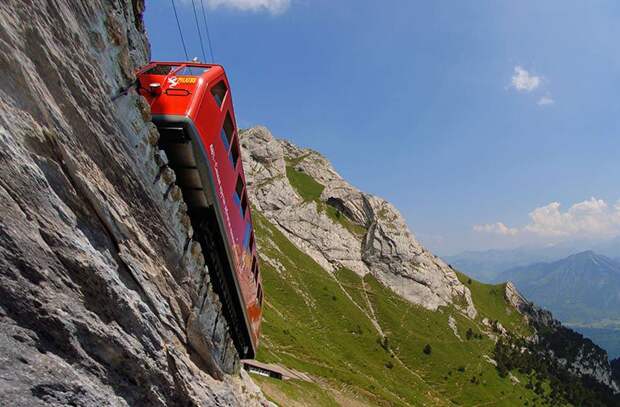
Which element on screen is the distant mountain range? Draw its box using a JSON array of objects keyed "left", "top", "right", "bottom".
[
  {"left": 444, "top": 246, "right": 574, "bottom": 282},
  {"left": 444, "top": 237, "right": 620, "bottom": 282},
  {"left": 498, "top": 251, "right": 620, "bottom": 322},
  {"left": 497, "top": 251, "right": 620, "bottom": 359}
]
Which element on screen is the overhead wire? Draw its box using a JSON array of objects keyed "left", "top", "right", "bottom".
[
  {"left": 190, "top": 0, "right": 207, "bottom": 62},
  {"left": 169, "top": 0, "right": 215, "bottom": 63},
  {"left": 170, "top": 0, "right": 190, "bottom": 61},
  {"left": 200, "top": 0, "right": 216, "bottom": 62}
]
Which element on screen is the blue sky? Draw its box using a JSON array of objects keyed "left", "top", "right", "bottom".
[{"left": 145, "top": 0, "right": 620, "bottom": 255}]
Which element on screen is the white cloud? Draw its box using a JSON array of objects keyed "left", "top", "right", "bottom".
[
  {"left": 207, "top": 0, "right": 290, "bottom": 13},
  {"left": 473, "top": 198, "right": 620, "bottom": 241},
  {"left": 511, "top": 66, "right": 541, "bottom": 92},
  {"left": 524, "top": 198, "right": 620, "bottom": 238},
  {"left": 473, "top": 222, "right": 519, "bottom": 236},
  {"left": 537, "top": 95, "right": 554, "bottom": 106}
]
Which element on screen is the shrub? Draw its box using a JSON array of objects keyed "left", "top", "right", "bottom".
[{"left": 466, "top": 328, "right": 474, "bottom": 340}]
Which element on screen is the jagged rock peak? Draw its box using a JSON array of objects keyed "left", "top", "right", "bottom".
[
  {"left": 241, "top": 126, "right": 476, "bottom": 318},
  {"left": 504, "top": 282, "right": 529, "bottom": 313}
]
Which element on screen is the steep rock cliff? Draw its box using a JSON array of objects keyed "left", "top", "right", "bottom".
[
  {"left": 240, "top": 126, "right": 476, "bottom": 318},
  {"left": 0, "top": 1, "right": 265, "bottom": 405}
]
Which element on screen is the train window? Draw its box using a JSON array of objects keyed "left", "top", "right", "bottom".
[
  {"left": 220, "top": 113, "right": 234, "bottom": 151},
  {"left": 235, "top": 175, "right": 244, "bottom": 199},
  {"left": 257, "top": 285, "right": 263, "bottom": 306},
  {"left": 235, "top": 172, "right": 248, "bottom": 218},
  {"left": 145, "top": 65, "right": 174, "bottom": 75},
  {"left": 249, "top": 232, "right": 255, "bottom": 253},
  {"left": 220, "top": 129, "right": 230, "bottom": 151},
  {"left": 145, "top": 65, "right": 210, "bottom": 76},
  {"left": 240, "top": 191, "right": 248, "bottom": 218},
  {"left": 210, "top": 81, "right": 227, "bottom": 107},
  {"left": 230, "top": 136, "right": 240, "bottom": 168},
  {"left": 176, "top": 66, "right": 209, "bottom": 75},
  {"left": 253, "top": 259, "right": 259, "bottom": 285},
  {"left": 243, "top": 223, "right": 252, "bottom": 248},
  {"left": 234, "top": 176, "right": 244, "bottom": 216}
]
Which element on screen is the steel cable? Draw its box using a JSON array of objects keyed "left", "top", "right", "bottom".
[
  {"left": 200, "top": 0, "right": 215, "bottom": 62},
  {"left": 170, "top": 0, "right": 190, "bottom": 61},
  {"left": 191, "top": 0, "right": 207, "bottom": 62}
]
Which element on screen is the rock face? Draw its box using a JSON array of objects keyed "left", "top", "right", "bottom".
[
  {"left": 504, "top": 282, "right": 557, "bottom": 329},
  {"left": 559, "top": 347, "right": 619, "bottom": 393},
  {"left": 240, "top": 126, "right": 476, "bottom": 318},
  {"left": 0, "top": 0, "right": 265, "bottom": 405},
  {"left": 612, "top": 358, "right": 620, "bottom": 384},
  {"left": 505, "top": 283, "right": 619, "bottom": 393}
]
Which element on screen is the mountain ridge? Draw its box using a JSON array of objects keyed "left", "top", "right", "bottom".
[
  {"left": 239, "top": 126, "right": 620, "bottom": 405},
  {"left": 445, "top": 239, "right": 620, "bottom": 282},
  {"left": 498, "top": 250, "right": 620, "bottom": 359},
  {"left": 498, "top": 251, "right": 620, "bottom": 322}
]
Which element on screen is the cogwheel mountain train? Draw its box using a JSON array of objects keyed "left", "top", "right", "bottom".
[{"left": 137, "top": 62, "right": 262, "bottom": 358}]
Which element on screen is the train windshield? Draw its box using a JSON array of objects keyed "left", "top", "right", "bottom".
[{"left": 144, "top": 64, "right": 210, "bottom": 76}]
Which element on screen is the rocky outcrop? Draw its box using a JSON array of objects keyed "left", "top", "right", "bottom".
[
  {"left": 241, "top": 126, "right": 476, "bottom": 317},
  {"left": 558, "top": 347, "right": 619, "bottom": 393},
  {"left": 504, "top": 281, "right": 557, "bottom": 328},
  {"left": 505, "top": 283, "right": 619, "bottom": 393},
  {"left": 0, "top": 0, "right": 265, "bottom": 405},
  {"left": 612, "top": 358, "right": 620, "bottom": 384}
]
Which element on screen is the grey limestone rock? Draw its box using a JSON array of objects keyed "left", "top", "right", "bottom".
[
  {"left": 0, "top": 0, "right": 267, "bottom": 405},
  {"left": 241, "top": 126, "right": 476, "bottom": 318}
]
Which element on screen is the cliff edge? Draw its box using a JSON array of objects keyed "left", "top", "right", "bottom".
[{"left": 0, "top": 1, "right": 265, "bottom": 405}]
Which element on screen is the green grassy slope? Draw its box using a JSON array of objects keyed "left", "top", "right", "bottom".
[
  {"left": 454, "top": 271, "right": 532, "bottom": 337},
  {"left": 253, "top": 210, "right": 557, "bottom": 406},
  {"left": 285, "top": 160, "right": 367, "bottom": 237},
  {"left": 285, "top": 164, "right": 324, "bottom": 202}
]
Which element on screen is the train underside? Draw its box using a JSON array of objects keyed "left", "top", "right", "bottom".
[{"left": 154, "top": 117, "right": 253, "bottom": 365}]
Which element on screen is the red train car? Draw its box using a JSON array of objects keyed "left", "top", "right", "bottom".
[{"left": 136, "top": 62, "right": 262, "bottom": 358}]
